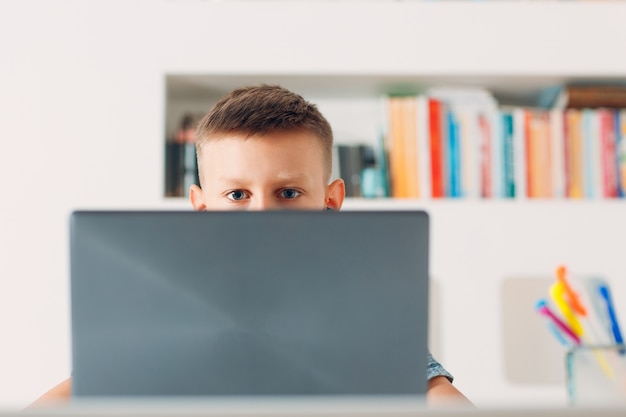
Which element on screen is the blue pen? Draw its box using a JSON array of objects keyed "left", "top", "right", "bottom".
[{"left": 598, "top": 284, "right": 624, "bottom": 348}]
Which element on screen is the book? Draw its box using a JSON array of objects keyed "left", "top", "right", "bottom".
[
  {"left": 526, "top": 110, "right": 552, "bottom": 198},
  {"left": 337, "top": 144, "right": 365, "bottom": 198},
  {"left": 559, "top": 86, "right": 626, "bottom": 109},
  {"left": 490, "top": 111, "right": 504, "bottom": 199},
  {"left": 403, "top": 96, "right": 420, "bottom": 198},
  {"left": 457, "top": 108, "right": 480, "bottom": 199},
  {"left": 447, "top": 109, "right": 461, "bottom": 198},
  {"left": 581, "top": 109, "right": 597, "bottom": 199},
  {"left": 377, "top": 129, "right": 391, "bottom": 198},
  {"left": 549, "top": 108, "right": 565, "bottom": 198},
  {"left": 598, "top": 109, "right": 619, "bottom": 198},
  {"left": 165, "top": 112, "right": 201, "bottom": 197},
  {"left": 565, "top": 109, "right": 584, "bottom": 199},
  {"left": 384, "top": 96, "right": 420, "bottom": 198},
  {"left": 165, "top": 142, "right": 183, "bottom": 197},
  {"left": 512, "top": 108, "right": 527, "bottom": 199},
  {"left": 524, "top": 110, "right": 533, "bottom": 198},
  {"left": 429, "top": 98, "right": 445, "bottom": 198},
  {"left": 416, "top": 96, "right": 431, "bottom": 199},
  {"left": 501, "top": 111, "right": 515, "bottom": 198},
  {"left": 618, "top": 110, "right": 626, "bottom": 197},
  {"left": 479, "top": 113, "right": 492, "bottom": 198},
  {"left": 386, "top": 97, "right": 405, "bottom": 198}
]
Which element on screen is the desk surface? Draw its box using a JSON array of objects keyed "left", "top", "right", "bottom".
[{"left": 10, "top": 397, "right": 626, "bottom": 417}]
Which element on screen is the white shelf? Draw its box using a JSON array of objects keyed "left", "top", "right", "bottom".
[{"left": 161, "top": 197, "right": 626, "bottom": 210}]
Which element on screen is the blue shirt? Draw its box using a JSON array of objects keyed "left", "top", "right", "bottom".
[{"left": 427, "top": 352, "right": 453, "bottom": 382}]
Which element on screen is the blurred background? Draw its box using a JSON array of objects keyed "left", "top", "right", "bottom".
[{"left": 1, "top": 0, "right": 626, "bottom": 409}]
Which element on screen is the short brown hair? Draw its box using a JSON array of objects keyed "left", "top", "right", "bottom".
[{"left": 195, "top": 84, "right": 333, "bottom": 181}]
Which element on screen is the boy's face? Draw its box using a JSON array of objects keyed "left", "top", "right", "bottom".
[{"left": 190, "top": 130, "right": 345, "bottom": 211}]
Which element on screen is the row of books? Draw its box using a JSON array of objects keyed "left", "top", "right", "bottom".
[
  {"left": 165, "top": 113, "right": 201, "bottom": 198},
  {"left": 166, "top": 86, "right": 626, "bottom": 200},
  {"left": 379, "top": 89, "right": 626, "bottom": 199}
]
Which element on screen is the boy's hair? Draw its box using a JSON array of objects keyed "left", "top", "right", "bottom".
[{"left": 195, "top": 84, "right": 334, "bottom": 182}]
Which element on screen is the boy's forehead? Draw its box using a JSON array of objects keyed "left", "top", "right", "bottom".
[{"left": 198, "top": 131, "right": 327, "bottom": 181}]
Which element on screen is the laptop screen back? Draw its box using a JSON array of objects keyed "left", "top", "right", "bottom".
[{"left": 70, "top": 210, "right": 430, "bottom": 397}]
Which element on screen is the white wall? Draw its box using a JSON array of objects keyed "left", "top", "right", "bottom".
[{"left": 1, "top": 0, "right": 626, "bottom": 409}]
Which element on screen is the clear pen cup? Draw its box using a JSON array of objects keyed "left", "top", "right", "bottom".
[{"left": 566, "top": 345, "right": 626, "bottom": 406}]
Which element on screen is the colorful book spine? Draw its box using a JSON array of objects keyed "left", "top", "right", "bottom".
[
  {"left": 565, "top": 109, "right": 584, "bottom": 199},
  {"left": 501, "top": 112, "right": 515, "bottom": 198},
  {"left": 384, "top": 95, "right": 421, "bottom": 198},
  {"left": 429, "top": 99, "right": 444, "bottom": 198},
  {"left": 458, "top": 109, "right": 480, "bottom": 198},
  {"left": 581, "top": 109, "right": 600, "bottom": 199},
  {"left": 524, "top": 111, "right": 534, "bottom": 197},
  {"left": 403, "top": 96, "right": 420, "bottom": 198},
  {"left": 538, "top": 111, "right": 553, "bottom": 198},
  {"left": 590, "top": 109, "right": 603, "bottom": 199},
  {"left": 490, "top": 112, "right": 503, "bottom": 198},
  {"left": 527, "top": 111, "right": 546, "bottom": 198},
  {"left": 478, "top": 113, "right": 492, "bottom": 198},
  {"left": 550, "top": 108, "right": 565, "bottom": 198},
  {"left": 563, "top": 110, "right": 571, "bottom": 198},
  {"left": 513, "top": 108, "right": 527, "bottom": 199},
  {"left": 440, "top": 103, "right": 450, "bottom": 197},
  {"left": 386, "top": 97, "right": 405, "bottom": 197},
  {"left": 448, "top": 110, "right": 462, "bottom": 198},
  {"left": 599, "top": 109, "right": 618, "bottom": 198},
  {"left": 617, "top": 110, "right": 626, "bottom": 197},
  {"left": 416, "top": 96, "right": 431, "bottom": 199}
]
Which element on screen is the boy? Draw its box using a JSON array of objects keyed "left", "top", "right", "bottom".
[{"left": 32, "top": 85, "right": 471, "bottom": 406}]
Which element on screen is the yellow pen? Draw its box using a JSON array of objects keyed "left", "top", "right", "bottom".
[
  {"left": 556, "top": 265, "right": 587, "bottom": 317},
  {"left": 550, "top": 282, "right": 583, "bottom": 337}
]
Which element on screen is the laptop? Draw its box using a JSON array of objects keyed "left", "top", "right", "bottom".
[{"left": 69, "top": 210, "right": 430, "bottom": 398}]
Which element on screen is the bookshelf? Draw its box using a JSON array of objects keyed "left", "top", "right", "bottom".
[
  {"left": 165, "top": 0, "right": 626, "bottom": 407},
  {"left": 165, "top": 74, "right": 626, "bottom": 200}
]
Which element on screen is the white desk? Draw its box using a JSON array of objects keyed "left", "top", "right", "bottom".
[{"left": 11, "top": 398, "right": 626, "bottom": 417}]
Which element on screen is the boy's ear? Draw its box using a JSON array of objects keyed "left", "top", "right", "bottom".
[
  {"left": 189, "top": 184, "right": 206, "bottom": 211},
  {"left": 325, "top": 178, "right": 345, "bottom": 211}
]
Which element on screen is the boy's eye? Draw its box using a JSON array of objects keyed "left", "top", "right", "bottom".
[
  {"left": 227, "top": 190, "right": 248, "bottom": 201},
  {"left": 279, "top": 189, "right": 301, "bottom": 199}
]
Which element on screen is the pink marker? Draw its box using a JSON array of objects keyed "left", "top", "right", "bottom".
[{"left": 536, "top": 299, "right": 581, "bottom": 345}]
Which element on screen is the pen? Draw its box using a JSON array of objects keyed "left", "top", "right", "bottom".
[
  {"left": 598, "top": 284, "right": 624, "bottom": 347},
  {"left": 556, "top": 265, "right": 587, "bottom": 317},
  {"left": 550, "top": 282, "right": 584, "bottom": 337},
  {"left": 582, "top": 277, "right": 617, "bottom": 346},
  {"left": 535, "top": 299, "right": 581, "bottom": 345}
]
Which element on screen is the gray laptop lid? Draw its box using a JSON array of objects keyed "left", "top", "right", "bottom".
[{"left": 70, "top": 210, "right": 429, "bottom": 397}]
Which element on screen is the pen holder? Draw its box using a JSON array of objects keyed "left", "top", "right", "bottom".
[{"left": 566, "top": 345, "right": 626, "bottom": 406}]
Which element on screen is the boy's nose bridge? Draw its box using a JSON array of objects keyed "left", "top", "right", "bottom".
[{"left": 249, "top": 195, "right": 279, "bottom": 211}]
